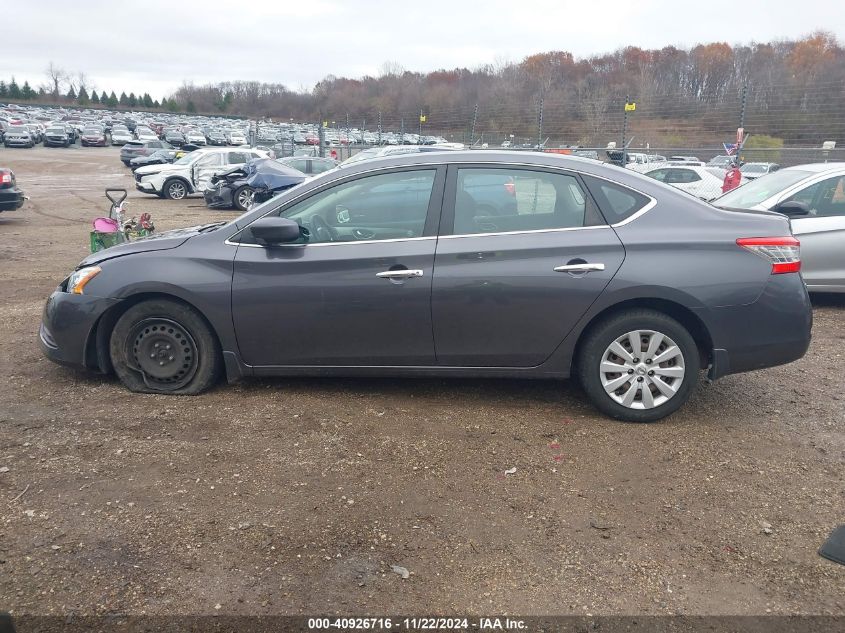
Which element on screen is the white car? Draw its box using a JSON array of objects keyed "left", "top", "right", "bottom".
[
  {"left": 644, "top": 165, "right": 726, "bottom": 201},
  {"left": 134, "top": 147, "right": 268, "bottom": 200},
  {"left": 135, "top": 127, "right": 158, "bottom": 142},
  {"left": 110, "top": 128, "right": 133, "bottom": 146},
  {"left": 185, "top": 131, "right": 207, "bottom": 146},
  {"left": 227, "top": 131, "right": 247, "bottom": 145}
]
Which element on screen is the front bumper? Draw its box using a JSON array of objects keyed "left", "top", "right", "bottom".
[
  {"left": 40, "top": 290, "right": 119, "bottom": 371},
  {"left": 703, "top": 272, "right": 812, "bottom": 379},
  {"left": 203, "top": 185, "right": 234, "bottom": 209},
  {"left": 4, "top": 139, "right": 32, "bottom": 147}
]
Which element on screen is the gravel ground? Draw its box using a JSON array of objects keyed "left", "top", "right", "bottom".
[{"left": 0, "top": 146, "right": 843, "bottom": 617}]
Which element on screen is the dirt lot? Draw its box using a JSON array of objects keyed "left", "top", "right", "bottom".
[{"left": 0, "top": 146, "right": 843, "bottom": 617}]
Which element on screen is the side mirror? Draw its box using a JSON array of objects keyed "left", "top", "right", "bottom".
[
  {"left": 774, "top": 200, "right": 811, "bottom": 217},
  {"left": 249, "top": 217, "right": 301, "bottom": 244}
]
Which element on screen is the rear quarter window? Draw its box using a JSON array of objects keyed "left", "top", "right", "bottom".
[{"left": 582, "top": 175, "right": 652, "bottom": 224}]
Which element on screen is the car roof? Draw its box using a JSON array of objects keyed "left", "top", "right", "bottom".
[{"left": 781, "top": 162, "right": 845, "bottom": 173}]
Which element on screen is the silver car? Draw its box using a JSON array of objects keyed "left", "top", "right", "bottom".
[{"left": 713, "top": 163, "right": 845, "bottom": 292}]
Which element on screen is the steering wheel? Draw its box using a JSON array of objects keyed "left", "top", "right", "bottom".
[{"left": 310, "top": 214, "right": 338, "bottom": 242}]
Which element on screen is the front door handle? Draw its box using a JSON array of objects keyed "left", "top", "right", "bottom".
[
  {"left": 376, "top": 269, "right": 424, "bottom": 279},
  {"left": 553, "top": 263, "right": 605, "bottom": 273}
]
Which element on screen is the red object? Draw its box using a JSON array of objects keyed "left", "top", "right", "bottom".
[
  {"left": 736, "top": 237, "right": 801, "bottom": 274},
  {"left": 722, "top": 167, "right": 742, "bottom": 193},
  {"left": 548, "top": 441, "right": 561, "bottom": 450},
  {"left": 330, "top": 149, "right": 338, "bottom": 160}
]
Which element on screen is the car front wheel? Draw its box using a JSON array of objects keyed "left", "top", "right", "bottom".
[
  {"left": 109, "top": 299, "right": 221, "bottom": 394},
  {"left": 163, "top": 179, "right": 188, "bottom": 200},
  {"left": 233, "top": 185, "right": 254, "bottom": 211},
  {"left": 577, "top": 309, "right": 699, "bottom": 422}
]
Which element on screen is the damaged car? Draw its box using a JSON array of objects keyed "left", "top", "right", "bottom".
[{"left": 204, "top": 158, "right": 306, "bottom": 211}]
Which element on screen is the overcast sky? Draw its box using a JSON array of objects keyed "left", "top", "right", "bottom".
[{"left": 2, "top": 0, "right": 843, "bottom": 100}]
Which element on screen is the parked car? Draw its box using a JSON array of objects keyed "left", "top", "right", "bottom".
[
  {"left": 134, "top": 147, "right": 268, "bottom": 199},
  {"left": 3, "top": 126, "right": 35, "bottom": 148},
  {"left": 0, "top": 167, "right": 25, "bottom": 212},
  {"left": 207, "top": 130, "right": 228, "bottom": 146},
  {"left": 227, "top": 131, "right": 247, "bottom": 145},
  {"left": 740, "top": 162, "right": 780, "bottom": 180},
  {"left": 340, "top": 144, "right": 462, "bottom": 167},
  {"left": 275, "top": 156, "right": 338, "bottom": 175},
  {"left": 712, "top": 163, "right": 845, "bottom": 293},
  {"left": 135, "top": 126, "right": 158, "bottom": 142},
  {"left": 644, "top": 165, "right": 725, "bottom": 200},
  {"left": 119, "top": 140, "right": 174, "bottom": 167},
  {"left": 164, "top": 130, "right": 186, "bottom": 147},
  {"left": 44, "top": 125, "right": 71, "bottom": 147},
  {"left": 110, "top": 126, "right": 133, "bottom": 146},
  {"left": 668, "top": 155, "right": 701, "bottom": 163},
  {"left": 81, "top": 127, "right": 108, "bottom": 147},
  {"left": 707, "top": 155, "right": 733, "bottom": 169},
  {"left": 25, "top": 124, "right": 43, "bottom": 144},
  {"left": 204, "top": 158, "right": 306, "bottom": 211},
  {"left": 185, "top": 130, "right": 207, "bottom": 146},
  {"left": 40, "top": 151, "right": 811, "bottom": 422},
  {"left": 129, "top": 149, "right": 180, "bottom": 171}
]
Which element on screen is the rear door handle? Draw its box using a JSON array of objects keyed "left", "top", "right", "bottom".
[
  {"left": 376, "top": 269, "right": 424, "bottom": 279},
  {"left": 553, "top": 263, "right": 605, "bottom": 273}
]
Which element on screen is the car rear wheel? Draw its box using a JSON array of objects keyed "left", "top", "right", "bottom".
[
  {"left": 233, "top": 185, "right": 254, "bottom": 211},
  {"left": 163, "top": 179, "right": 188, "bottom": 200},
  {"left": 110, "top": 299, "right": 221, "bottom": 395},
  {"left": 577, "top": 309, "right": 699, "bottom": 422}
]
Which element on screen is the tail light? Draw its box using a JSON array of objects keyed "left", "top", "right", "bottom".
[
  {"left": 503, "top": 178, "right": 516, "bottom": 196},
  {"left": 736, "top": 237, "right": 800, "bottom": 274},
  {"left": 0, "top": 171, "right": 11, "bottom": 186}
]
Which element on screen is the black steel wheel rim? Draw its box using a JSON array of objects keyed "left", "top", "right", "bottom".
[{"left": 128, "top": 318, "right": 198, "bottom": 390}]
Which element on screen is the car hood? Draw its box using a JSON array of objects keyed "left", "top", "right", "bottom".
[
  {"left": 78, "top": 224, "right": 220, "bottom": 266},
  {"left": 134, "top": 162, "right": 184, "bottom": 176}
]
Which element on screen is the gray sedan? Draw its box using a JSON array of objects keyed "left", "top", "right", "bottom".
[
  {"left": 40, "top": 152, "right": 811, "bottom": 422},
  {"left": 713, "top": 163, "right": 845, "bottom": 293}
]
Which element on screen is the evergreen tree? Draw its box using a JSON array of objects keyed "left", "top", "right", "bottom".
[
  {"left": 91, "top": 90, "right": 100, "bottom": 104},
  {"left": 153, "top": 99, "right": 160, "bottom": 108},
  {"left": 186, "top": 100, "right": 196, "bottom": 113},
  {"left": 166, "top": 99, "right": 179, "bottom": 112},
  {"left": 0, "top": 81, "right": 7, "bottom": 97},
  {"left": 21, "top": 81, "right": 35, "bottom": 100},
  {"left": 127, "top": 92, "right": 137, "bottom": 107},
  {"left": 142, "top": 93, "right": 153, "bottom": 108},
  {"left": 108, "top": 91, "right": 118, "bottom": 107},
  {"left": 77, "top": 86, "right": 89, "bottom": 105},
  {"left": 38, "top": 87, "right": 46, "bottom": 97},
  {"left": 160, "top": 97, "right": 168, "bottom": 109},
  {"left": 119, "top": 91, "right": 128, "bottom": 106},
  {"left": 8, "top": 77, "right": 21, "bottom": 99},
  {"left": 66, "top": 86, "right": 77, "bottom": 100}
]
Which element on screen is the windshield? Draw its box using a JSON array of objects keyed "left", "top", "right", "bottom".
[
  {"left": 47, "top": 127, "right": 65, "bottom": 134},
  {"left": 741, "top": 164, "right": 767, "bottom": 173},
  {"left": 83, "top": 128, "right": 100, "bottom": 135},
  {"left": 713, "top": 169, "right": 812, "bottom": 208},
  {"left": 172, "top": 152, "right": 203, "bottom": 166}
]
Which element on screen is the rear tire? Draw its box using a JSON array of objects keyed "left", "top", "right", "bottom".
[
  {"left": 577, "top": 309, "right": 699, "bottom": 423},
  {"left": 109, "top": 299, "right": 221, "bottom": 395}
]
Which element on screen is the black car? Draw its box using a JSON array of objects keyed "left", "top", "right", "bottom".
[
  {"left": 207, "top": 130, "right": 228, "bottom": 146},
  {"left": 120, "top": 140, "right": 173, "bottom": 166},
  {"left": 129, "top": 149, "right": 180, "bottom": 171},
  {"left": 0, "top": 168, "right": 25, "bottom": 212},
  {"left": 164, "top": 131, "right": 186, "bottom": 147},
  {"left": 204, "top": 159, "right": 306, "bottom": 211},
  {"left": 44, "top": 125, "right": 71, "bottom": 147}
]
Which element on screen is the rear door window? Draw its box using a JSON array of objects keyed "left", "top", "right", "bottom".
[{"left": 446, "top": 168, "right": 601, "bottom": 235}]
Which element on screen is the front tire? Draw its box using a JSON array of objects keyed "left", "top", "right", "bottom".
[
  {"left": 577, "top": 309, "right": 699, "bottom": 422},
  {"left": 163, "top": 178, "right": 188, "bottom": 200},
  {"left": 109, "top": 299, "right": 221, "bottom": 394},
  {"left": 233, "top": 185, "right": 253, "bottom": 211}
]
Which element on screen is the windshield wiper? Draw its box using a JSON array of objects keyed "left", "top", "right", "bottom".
[{"left": 196, "top": 221, "right": 227, "bottom": 232}]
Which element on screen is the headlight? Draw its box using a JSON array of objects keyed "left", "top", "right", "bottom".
[{"left": 67, "top": 266, "right": 101, "bottom": 294}]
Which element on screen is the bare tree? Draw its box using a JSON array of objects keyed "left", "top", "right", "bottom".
[
  {"left": 379, "top": 61, "right": 405, "bottom": 78},
  {"left": 45, "top": 62, "right": 66, "bottom": 98}
]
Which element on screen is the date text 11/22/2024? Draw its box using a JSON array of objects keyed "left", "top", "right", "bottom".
[{"left": 307, "top": 617, "right": 527, "bottom": 630}]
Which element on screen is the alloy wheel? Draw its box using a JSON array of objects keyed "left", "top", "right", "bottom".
[
  {"left": 168, "top": 181, "right": 187, "bottom": 199},
  {"left": 599, "top": 329, "right": 686, "bottom": 410}
]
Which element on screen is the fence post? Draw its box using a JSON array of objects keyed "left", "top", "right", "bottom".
[
  {"left": 621, "top": 94, "right": 629, "bottom": 166},
  {"left": 470, "top": 103, "right": 478, "bottom": 147},
  {"left": 377, "top": 111, "right": 382, "bottom": 146},
  {"left": 318, "top": 116, "right": 325, "bottom": 158},
  {"left": 537, "top": 97, "right": 544, "bottom": 149}
]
